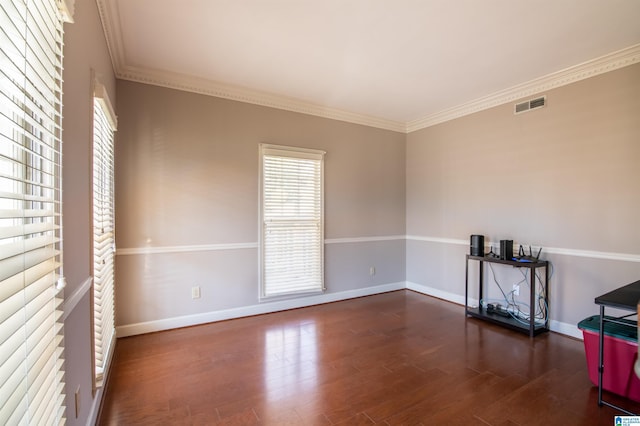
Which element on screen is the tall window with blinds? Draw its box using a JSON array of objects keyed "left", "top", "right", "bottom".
[
  {"left": 260, "top": 144, "right": 325, "bottom": 298},
  {"left": 0, "top": 0, "right": 66, "bottom": 424},
  {"left": 92, "top": 81, "right": 117, "bottom": 388}
]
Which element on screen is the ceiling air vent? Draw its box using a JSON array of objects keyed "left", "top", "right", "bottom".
[{"left": 514, "top": 96, "right": 546, "bottom": 115}]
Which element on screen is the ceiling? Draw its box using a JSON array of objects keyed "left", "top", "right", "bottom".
[{"left": 96, "top": 0, "right": 640, "bottom": 132}]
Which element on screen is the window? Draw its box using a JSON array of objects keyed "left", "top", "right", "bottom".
[
  {"left": 92, "top": 80, "right": 117, "bottom": 388},
  {"left": 0, "top": 0, "right": 67, "bottom": 423},
  {"left": 260, "top": 144, "right": 325, "bottom": 298}
]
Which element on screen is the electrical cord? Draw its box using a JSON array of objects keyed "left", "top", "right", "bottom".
[
  {"left": 486, "top": 262, "right": 549, "bottom": 326},
  {"left": 487, "top": 263, "right": 518, "bottom": 311},
  {"left": 518, "top": 268, "right": 547, "bottom": 320}
]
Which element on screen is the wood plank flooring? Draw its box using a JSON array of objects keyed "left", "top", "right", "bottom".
[{"left": 98, "top": 290, "right": 640, "bottom": 425}]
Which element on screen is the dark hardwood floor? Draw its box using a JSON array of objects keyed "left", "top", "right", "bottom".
[{"left": 98, "top": 290, "right": 640, "bottom": 425}]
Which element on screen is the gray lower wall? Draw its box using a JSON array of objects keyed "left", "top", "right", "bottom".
[
  {"left": 407, "top": 239, "right": 640, "bottom": 331},
  {"left": 406, "top": 63, "right": 640, "bottom": 332},
  {"left": 115, "top": 239, "right": 406, "bottom": 328}
]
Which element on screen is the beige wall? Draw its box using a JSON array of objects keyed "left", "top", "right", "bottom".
[
  {"left": 115, "top": 64, "right": 640, "bottom": 335},
  {"left": 406, "top": 63, "right": 640, "bottom": 331},
  {"left": 114, "top": 81, "right": 406, "bottom": 328},
  {"left": 61, "top": 0, "right": 116, "bottom": 424}
]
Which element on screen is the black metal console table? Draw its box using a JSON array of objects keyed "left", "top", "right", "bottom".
[
  {"left": 594, "top": 280, "right": 640, "bottom": 415},
  {"left": 465, "top": 254, "right": 549, "bottom": 337}
]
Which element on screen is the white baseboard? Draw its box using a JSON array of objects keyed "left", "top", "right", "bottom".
[
  {"left": 116, "top": 282, "right": 406, "bottom": 337},
  {"left": 87, "top": 333, "right": 116, "bottom": 426},
  {"left": 406, "top": 281, "right": 583, "bottom": 340},
  {"left": 116, "top": 280, "right": 583, "bottom": 340},
  {"left": 549, "top": 320, "right": 583, "bottom": 340},
  {"left": 406, "top": 281, "right": 474, "bottom": 306},
  {"left": 87, "top": 387, "right": 103, "bottom": 426}
]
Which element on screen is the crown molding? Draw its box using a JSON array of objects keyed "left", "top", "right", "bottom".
[
  {"left": 406, "top": 43, "right": 640, "bottom": 132},
  {"left": 96, "top": 0, "right": 405, "bottom": 132},
  {"left": 96, "top": 0, "right": 126, "bottom": 74},
  {"left": 96, "top": 0, "right": 639, "bottom": 134},
  {"left": 116, "top": 64, "right": 407, "bottom": 132}
]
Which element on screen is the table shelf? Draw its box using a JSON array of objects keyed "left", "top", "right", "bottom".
[
  {"left": 465, "top": 307, "right": 548, "bottom": 336},
  {"left": 465, "top": 254, "right": 549, "bottom": 337}
]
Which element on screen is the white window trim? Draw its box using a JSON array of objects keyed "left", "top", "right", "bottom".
[
  {"left": 91, "top": 78, "right": 117, "bottom": 390},
  {"left": 259, "top": 144, "right": 326, "bottom": 300}
]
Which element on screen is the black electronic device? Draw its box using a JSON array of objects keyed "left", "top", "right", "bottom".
[
  {"left": 470, "top": 235, "right": 484, "bottom": 257},
  {"left": 487, "top": 303, "right": 511, "bottom": 317},
  {"left": 514, "top": 244, "right": 542, "bottom": 262},
  {"left": 500, "top": 240, "right": 513, "bottom": 260}
]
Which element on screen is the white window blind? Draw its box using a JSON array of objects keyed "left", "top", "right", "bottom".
[
  {"left": 0, "top": 0, "right": 66, "bottom": 424},
  {"left": 92, "top": 81, "right": 116, "bottom": 387},
  {"left": 260, "top": 144, "right": 325, "bottom": 298}
]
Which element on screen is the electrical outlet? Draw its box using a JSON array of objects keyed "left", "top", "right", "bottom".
[
  {"left": 192, "top": 286, "right": 201, "bottom": 299},
  {"left": 513, "top": 284, "right": 520, "bottom": 296},
  {"left": 369, "top": 266, "right": 376, "bottom": 276}
]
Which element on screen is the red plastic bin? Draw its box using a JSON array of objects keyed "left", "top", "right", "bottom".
[{"left": 578, "top": 315, "right": 640, "bottom": 402}]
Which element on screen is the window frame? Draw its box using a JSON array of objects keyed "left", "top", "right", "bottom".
[
  {"left": 90, "top": 77, "right": 117, "bottom": 392},
  {"left": 259, "top": 144, "right": 326, "bottom": 299}
]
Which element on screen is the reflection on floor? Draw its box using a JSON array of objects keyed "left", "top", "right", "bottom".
[{"left": 99, "top": 290, "right": 640, "bottom": 425}]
